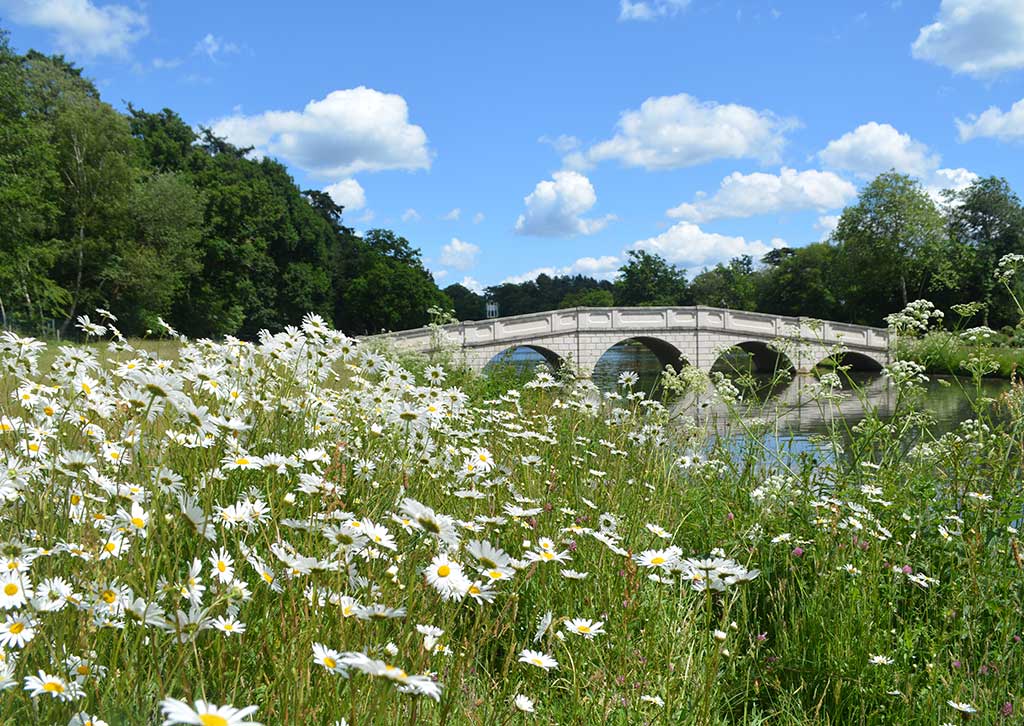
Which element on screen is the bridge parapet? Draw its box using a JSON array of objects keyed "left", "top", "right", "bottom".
[{"left": 364, "top": 306, "right": 891, "bottom": 375}]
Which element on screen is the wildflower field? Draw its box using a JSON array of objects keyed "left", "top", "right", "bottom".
[{"left": 0, "top": 311, "right": 1022, "bottom": 725}]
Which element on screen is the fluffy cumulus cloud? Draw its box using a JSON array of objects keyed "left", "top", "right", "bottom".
[
  {"left": 912, "top": 0, "right": 1024, "bottom": 77},
  {"left": 618, "top": 0, "right": 690, "bottom": 21},
  {"left": 442, "top": 208, "right": 461, "bottom": 221},
  {"left": 211, "top": 87, "right": 431, "bottom": 177},
  {"left": 503, "top": 255, "right": 621, "bottom": 284},
  {"left": 460, "top": 276, "right": 483, "bottom": 294},
  {"left": 817, "top": 122, "right": 940, "bottom": 179},
  {"left": 439, "top": 238, "right": 480, "bottom": 270},
  {"left": 401, "top": 208, "right": 421, "bottom": 222},
  {"left": 815, "top": 215, "right": 840, "bottom": 240},
  {"left": 0, "top": 0, "right": 148, "bottom": 57},
  {"left": 667, "top": 167, "right": 856, "bottom": 223},
  {"left": 957, "top": 98, "right": 1024, "bottom": 142},
  {"left": 323, "top": 178, "right": 365, "bottom": 212},
  {"left": 924, "top": 167, "right": 979, "bottom": 203},
  {"left": 632, "top": 222, "right": 786, "bottom": 268},
  {"left": 514, "top": 171, "right": 615, "bottom": 237},
  {"left": 568, "top": 93, "right": 797, "bottom": 171}
]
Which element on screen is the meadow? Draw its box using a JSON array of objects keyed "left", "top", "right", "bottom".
[{"left": 0, "top": 310, "right": 1021, "bottom": 725}]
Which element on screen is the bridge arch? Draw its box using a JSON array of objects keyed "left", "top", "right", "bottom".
[
  {"left": 597, "top": 336, "right": 690, "bottom": 373},
  {"left": 483, "top": 344, "right": 565, "bottom": 373},
  {"left": 711, "top": 341, "right": 795, "bottom": 376},
  {"left": 813, "top": 351, "right": 885, "bottom": 374}
]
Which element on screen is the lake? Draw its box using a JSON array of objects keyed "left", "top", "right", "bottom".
[{"left": 491, "top": 342, "right": 1010, "bottom": 439}]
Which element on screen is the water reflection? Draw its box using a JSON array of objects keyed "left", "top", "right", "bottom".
[{"left": 495, "top": 343, "right": 1010, "bottom": 437}]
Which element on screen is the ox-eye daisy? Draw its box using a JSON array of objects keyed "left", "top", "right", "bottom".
[
  {"left": 159, "top": 697, "right": 261, "bottom": 725},
  {"left": 518, "top": 649, "right": 558, "bottom": 671}
]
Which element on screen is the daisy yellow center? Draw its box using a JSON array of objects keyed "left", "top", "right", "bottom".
[
  {"left": 222, "top": 623, "right": 234, "bottom": 630},
  {"left": 469, "top": 585, "right": 481, "bottom": 595},
  {"left": 577, "top": 625, "right": 591, "bottom": 633},
  {"left": 531, "top": 657, "right": 544, "bottom": 666},
  {"left": 217, "top": 562, "right": 226, "bottom": 572},
  {"left": 70, "top": 495, "right": 81, "bottom": 505},
  {"left": 3, "top": 584, "right": 17, "bottom": 596},
  {"left": 28, "top": 443, "right": 39, "bottom": 452},
  {"left": 109, "top": 451, "right": 120, "bottom": 460},
  {"left": 541, "top": 552, "right": 554, "bottom": 560},
  {"left": 199, "top": 716, "right": 229, "bottom": 726},
  {"left": 102, "top": 590, "right": 116, "bottom": 603},
  {"left": 489, "top": 570, "right": 503, "bottom": 579},
  {"left": 77, "top": 664, "right": 90, "bottom": 675},
  {"left": 104, "top": 542, "right": 117, "bottom": 552},
  {"left": 131, "top": 517, "right": 145, "bottom": 528},
  {"left": 323, "top": 656, "right": 337, "bottom": 669},
  {"left": 82, "top": 383, "right": 91, "bottom": 394},
  {"left": 651, "top": 556, "right": 666, "bottom": 565},
  {"left": 437, "top": 565, "right": 451, "bottom": 577},
  {"left": 235, "top": 458, "right": 248, "bottom": 466},
  {"left": 43, "top": 406, "right": 54, "bottom": 416},
  {"left": 261, "top": 572, "right": 274, "bottom": 584},
  {"left": 9, "top": 622, "right": 24, "bottom": 634},
  {"left": 43, "top": 680, "right": 64, "bottom": 693}
]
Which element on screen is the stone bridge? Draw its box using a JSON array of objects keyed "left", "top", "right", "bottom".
[{"left": 369, "top": 306, "right": 891, "bottom": 377}]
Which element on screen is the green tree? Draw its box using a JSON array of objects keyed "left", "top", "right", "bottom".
[
  {"left": 945, "top": 177, "right": 1024, "bottom": 327},
  {"left": 832, "top": 172, "right": 948, "bottom": 325},
  {"left": 102, "top": 172, "right": 204, "bottom": 334},
  {"left": 48, "top": 88, "right": 138, "bottom": 333},
  {"left": 690, "top": 255, "right": 758, "bottom": 310},
  {"left": 443, "top": 283, "right": 485, "bottom": 321},
  {"left": 0, "top": 31, "right": 64, "bottom": 328},
  {"left": 336, "top": 230, "right": 449, "bottom": 333},
  {"left": 756, "top": 243, "right": 840, "bottom": 320},
  {"left": 614, "top": 250, "right": 689, "bottom": 306},
  {"left": 559, "top": 288, "right": 615, "bottom": 308}
]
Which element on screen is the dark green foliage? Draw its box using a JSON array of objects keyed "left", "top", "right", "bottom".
[
  {"left": 0, "top": 28, "right": 448, "bottom": 339},
  {"left": 613, "top": 250, "right": 690, "bottom": 306},
  {"left": 443, "top": 283, "right": 486, "bottom": 320}
]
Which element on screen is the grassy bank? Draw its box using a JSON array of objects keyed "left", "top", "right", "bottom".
[
  {"left": 896, "top": 329, "right": 1024, "bottom": 379},
  {"left": 0, "top": 322, "right": 1022, "bottom": 724}
]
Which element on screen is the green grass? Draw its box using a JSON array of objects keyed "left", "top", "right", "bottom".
[{"left": 0, "top": 328, "right": 1021, "bottom": 724}]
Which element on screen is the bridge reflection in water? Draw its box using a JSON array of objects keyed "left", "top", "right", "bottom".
[{"left": 491, "top": 342, "right": 1008, "bottom": 438}]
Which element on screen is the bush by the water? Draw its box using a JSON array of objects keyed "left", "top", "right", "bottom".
[{"left": 0, "top": 312, "right": 1022, "bottom": 724}]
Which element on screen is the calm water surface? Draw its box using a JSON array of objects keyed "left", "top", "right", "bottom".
[{"left": 493, "top": 343, "right": 1010, "bottom": 442}]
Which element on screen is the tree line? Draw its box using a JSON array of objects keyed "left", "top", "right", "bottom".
[
  {"left": 0, "top": 30, "right": 449, "bottom": 338},
  {"left": 448, "top": 172, "right": 1024, "bottom": 331}
]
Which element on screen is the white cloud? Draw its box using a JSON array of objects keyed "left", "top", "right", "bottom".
[
  {"left": 401, "top": 208, "right": 421, "bottom": 222},
  {"left": 472, "top": 212, "right": 485, "bottom": 224},
  {"left": 573, "top": 93, "right": 797, "bottom": 171},
  {"left": 538, "top": 134, "right": 580, "bottom": 153},
  {"left": 815, "top": 215, "right": 840, "bottom": 241},
  {"left": 460, "top": 276, "right": 483, "bottom": 294},
  {"left": 514, "top": 171, "right": 615, "bottom": 237},
  {"left": 667, "top": 167, "right": 856, "bottom": 222},
  {"left": 442, "top": 208, "right": 461, "bottom": 221},
  {"left": 152, "top": 57, "right": 182, "bottom": 70},
  {"left": 503, "top": 255, "right": 621, "bottom": 284},
  {"left": 925, "top": 167, "right": 980, "bottom": 204},
  {"left": 210, "top": 87, "right": 431, "bottom": 177},
  {"left": 355, "top": 209, "right": 375, "bottom": 224},
  {"left": 618, "top": 0, "right": 690, "bottom": 21},
  {"left": 632, "top": 222, "right": 786, "bottom": 268},
  {"left": 323, "top": 178, "right": 365, "bottom": 212},
  {"left": 817, "top": 122, "right": 940, "bottom": 179},
  {"left": 957, "top": 98, "right": 1024, "bottom": 142},
  {"left": 439, "top": 238, "right": 480, "bottom": 270},
  {"left": 433, "top": 269, "right": 448, "bottom": 280},
  {"left": 195, "top": 33, "right": 239, "bottom": 61},
  {"left": 0, "top": 0, "right": 148, "bottom": 57},
  {"left": 912, "top": 0, "right": 1024, "bottom": 77}
]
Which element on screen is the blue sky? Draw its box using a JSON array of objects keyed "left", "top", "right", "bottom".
[{"left": 2, "top": 1, "right": 1024, "bottom": 291}]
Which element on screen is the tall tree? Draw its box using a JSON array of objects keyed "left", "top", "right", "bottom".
[
  {"left": 832, "top": 172, "right": 947, "bottom": 325},
  {"left": 945, "top": 177, "right": 1024, "bottom": 327},
  {"left": 614, "top": 250, "right": 689, "bottom": 306}
]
